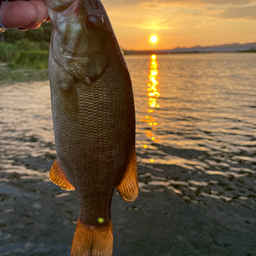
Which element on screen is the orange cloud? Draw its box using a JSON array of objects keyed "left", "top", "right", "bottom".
[{"left": 105, "top": 0, "right": 256, "bottom": 8}]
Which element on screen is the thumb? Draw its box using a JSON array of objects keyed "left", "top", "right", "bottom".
[{"left": 0, "top": 1, "right": 39, "bottom": 29}]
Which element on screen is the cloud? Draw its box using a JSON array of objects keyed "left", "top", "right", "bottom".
[
  {"left": 104, "top": 0, "right": 256, "bottom": 8},
  {"left": 215, "top": 6, "right": 256, "bottom": 20},
  {"left": 105, "top": 0, "right": 256, "bottom": 21}
]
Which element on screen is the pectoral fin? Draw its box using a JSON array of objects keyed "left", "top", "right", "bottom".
[
  {"left": 116, "top": 148, "right": 139, "bottom": 202},
  {"left": 50, "top": 160, "right": 75, "bottom": 191}
]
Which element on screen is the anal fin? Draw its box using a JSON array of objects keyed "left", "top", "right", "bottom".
[
  {"left": 116, "top": 147, "right": 139, "bottom": 202},
  {"left": 71, "top": 218, "right": 113, "bottom": 256},
  {"left": 50, "top": 160, "right": 75, "bottom": 191}
]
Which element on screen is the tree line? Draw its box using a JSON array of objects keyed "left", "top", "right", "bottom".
[{"left": 1, "top": 22, "right": 52, "bottom": 43}]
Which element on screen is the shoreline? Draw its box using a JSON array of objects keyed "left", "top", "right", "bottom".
[{"left": 123, "top": 50, "right": 256, "bottom": 56}]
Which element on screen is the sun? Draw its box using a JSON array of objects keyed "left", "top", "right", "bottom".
[{"left": 150, "top": 35, "right": 158, "bottom": 44}]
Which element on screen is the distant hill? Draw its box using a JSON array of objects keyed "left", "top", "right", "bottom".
[
  {"left": 169, "top": 42, "right": 256, "bottom": 53},
  {"left": 123, "top": 42, "right": 256, "bottom": 55}
]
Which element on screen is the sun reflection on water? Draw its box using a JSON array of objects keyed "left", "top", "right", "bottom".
[
  {"left": 148, "top": 54, "right": 160, "bottom": 109},
  {"left": 140, "top": 54, "right": 161, "bottom": 160}
]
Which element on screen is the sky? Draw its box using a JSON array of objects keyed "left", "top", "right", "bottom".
[{"left": 103, "top": 0, "right": 256, "bottom": 50}]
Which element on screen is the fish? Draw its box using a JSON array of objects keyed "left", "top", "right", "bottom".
[{"left": 42, "top": 0, "right": 139, "bottom": 255}]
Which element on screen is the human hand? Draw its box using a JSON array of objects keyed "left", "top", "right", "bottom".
[{"left": 0, "top": 0, "right": 49, "bottom": 30}]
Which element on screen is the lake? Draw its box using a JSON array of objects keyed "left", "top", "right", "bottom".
[
  {"left": 132, "top": 53, "right": 256, "bottom": 206},
  {"left": 0, "top": 53, "right": 255, "bottom": 255}
]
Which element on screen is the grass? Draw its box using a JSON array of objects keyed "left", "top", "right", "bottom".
[{"left": 0, "top": 62, "right": 49, "bottom": 84}]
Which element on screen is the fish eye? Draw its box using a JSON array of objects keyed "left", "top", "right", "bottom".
[{"left": 86, "top": 15, "right": 99, "bottom": 30}]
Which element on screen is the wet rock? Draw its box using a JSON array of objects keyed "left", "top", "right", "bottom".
[
  {"left": 31, "top": 202, "right": 42, "bottom": 210},
  {"left": 0, "top": 231, "right": 12, "bottom": 240}
]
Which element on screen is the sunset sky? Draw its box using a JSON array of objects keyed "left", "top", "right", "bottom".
[{"left": 104, "top": 0, "right": 256, "bottom": 50}]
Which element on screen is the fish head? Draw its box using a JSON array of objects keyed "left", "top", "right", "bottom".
[{"left": 44, "top": 0, "right": 123, "bottom": 84}]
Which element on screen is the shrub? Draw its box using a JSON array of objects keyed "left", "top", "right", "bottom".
[
  {"left": 8, "top": 50, "right": 49, "bottom": 69},
  {"left": 16, "top": 39, "right": 49, "bottom": 52},
  {"left": 3, "top": 29, "right": 25, "bottom": 44},
  {"left": 0, "top": 42, "right": 18, "bottom": 62},
  {"left": 4, "top": 22, "right": 52, "bottom": 43},
  {"left": 24, "top": 22, "right": 52, "bottom": 43},
  {"left": 16, "top": 39, "right": 40, "bottom": 52},
  {"left": 39, "top": 41, "right": 50, "bottom": 51}
]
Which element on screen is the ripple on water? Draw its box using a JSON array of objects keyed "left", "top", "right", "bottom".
[{"left": 129, "top": 54, "right": 256, "bottom": 207}]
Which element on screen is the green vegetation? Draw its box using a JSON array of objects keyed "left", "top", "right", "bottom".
[
  {"left": 0, "top": 39, "right": 50, "bottom": 62},
  {"left": 16, "top": 39, "right": 50, "bottom": 52},
  {"left": 0, "top": 22, "right": 51, "bottom": 66},
  {"left": 0, "top": 64, "right": 49, "bottom": 84},
  {"left": 239, "top": 47, "right": 256, "bottom": 53},
  {"left": 0, "top": 42, "right": 18, "bottom": 62},
  {"left": 8, "top": 50, "right": 49, "bottom": 69},
  {"left": 0, "top": 23, "right": 52, "bottom": 82},
  {"left": 3, "top": 22, "right": 52, "bottom": 44}
]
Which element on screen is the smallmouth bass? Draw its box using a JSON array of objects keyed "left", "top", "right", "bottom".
[{"left": 43, "top": 0, "right": 139, "bottom": 255}]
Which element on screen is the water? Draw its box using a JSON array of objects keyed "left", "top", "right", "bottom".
[
  {"left": 132, "top": 53, "right": 256, "bottom": 206},
  {"left": 0, "top": 53, "right": 256, "bottom": 255}
]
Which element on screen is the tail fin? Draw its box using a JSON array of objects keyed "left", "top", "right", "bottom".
[{"left": 71, "top": 218, "right": 113, "bottom": 256}]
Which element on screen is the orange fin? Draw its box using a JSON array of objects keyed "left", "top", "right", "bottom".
[
  {"left": 71, "top": 218, "right": 113, "bottom": 256},
  {"left": 49, "top": 160, "right": 75, "bottom": 191},
  {"left": 116, "top": 147, "right": 139, "bottom": 202}
]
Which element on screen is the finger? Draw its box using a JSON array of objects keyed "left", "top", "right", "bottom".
[
  {"left": 0, "top": 1, "right": 38, "bottom": 29},
  {"left": 22, "top": 1, "right": 49, "bottom": 29}
]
